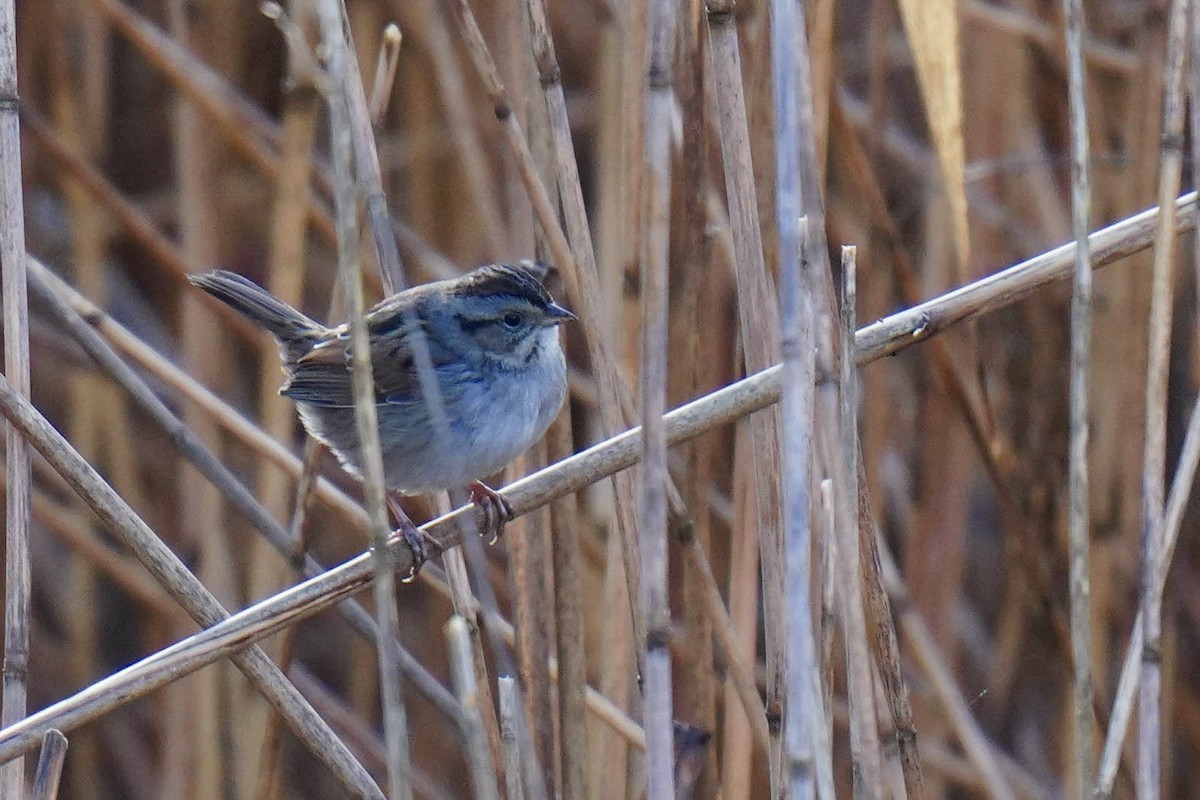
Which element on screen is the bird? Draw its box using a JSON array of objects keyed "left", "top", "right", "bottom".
[{"left": 190, "top": 261, "right": 573, "bottom": 575}]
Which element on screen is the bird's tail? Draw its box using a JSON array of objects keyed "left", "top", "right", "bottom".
[{"left": 190, "top": 270, "right": 323, "bottom": 358}]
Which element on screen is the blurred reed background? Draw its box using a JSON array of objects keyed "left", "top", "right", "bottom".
[{"left": 2, "top": 0, "right": 1200, "bottom": 798}]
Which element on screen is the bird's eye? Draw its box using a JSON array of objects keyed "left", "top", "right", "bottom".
[{"left": 502, "top": 312, "right": 523, "bottom": 329}]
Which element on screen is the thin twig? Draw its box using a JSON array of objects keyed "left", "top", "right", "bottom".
[
  {"left": 1063, "top": 0, "right": 1097, "bottom": 795},
  {"left": 251, "top": 3, "right": 322, "bottom": 793},
  {"left": 450, "top": 494, "right": 551, "bottom": 800}
]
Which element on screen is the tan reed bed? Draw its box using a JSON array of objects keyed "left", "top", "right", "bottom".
[{"left": 6, "top": 2, "right": 1200, "bottom": 799}]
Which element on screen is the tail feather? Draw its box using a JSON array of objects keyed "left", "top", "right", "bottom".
[{"left": 190, "top": 270, "right": 324, "bottom": 359}]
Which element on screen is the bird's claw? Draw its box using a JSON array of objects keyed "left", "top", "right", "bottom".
[
  {"left": 395, "top": 519, "right": 438, "bottom": 583},
  {"left": 467, "top": 481, "right": 514, "bottom": 545},
  {"left": 388, "top": 494, "right": 435, "bottom": 582}
]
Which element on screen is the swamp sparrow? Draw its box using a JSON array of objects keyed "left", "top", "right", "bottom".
[{"left": 191, "top": 262, "right": 573, "bottom": 572}]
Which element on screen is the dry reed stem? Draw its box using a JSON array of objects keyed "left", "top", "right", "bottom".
[
  {"left": 508, "top": 47, "right": 557, "bottom": 785},
  {"left": 498, "top": 676, "right": 526, "bottom": 800},
  {"left": 834, "top": 246, "right": 885, "bottom": 798},
  {"left": 449, "top": 494, "right": 551, "bottom": 800},
  {"left": 316, "top": 3, "right": 414, "bottom": 796},
  {"left": 547, "top": 409, "right": 588, "bottom": 799},
  {"left": 704, "top": 7, "right": 791, "bottom": 794},
  {"left": 508, "top": 464, "right": 557, "bottom": 793},
  {"left": 517, "top": 0, "right": 646, "bottom": 683},
  {"left": 790, "top": 0, "right": 846, "bottom": 789},
  {"left": 506, "top": 43, "right": 561, "bottom": 782},
  {"left": 673, "top": 5, "right": 720, "bottom": 793},
  {"left": 1097, "top": 382, "right": 1200, "bottom": 796},
  {"left": 1138, "top": 3, "right": 1189, "bottom": 797},
  {"left": 639, "top": 0, "right": 678, "bottom": 795},
  {"left": 854, "top": 465, "right": 925, "bottom": 800},
  {"left": 519, "top": 0, "right": 649, "bottom": 785},
  {"left": 772, "top": 0, "right": 819, "bottom": 790},
  {"left": 0, "top": 373, "right": 384, "bottom": 799},
  {"left": 819, "top": 481, "right": 836, "bottom": 742},
  {"left": 0, "top": 3, "right": 33, "bottom": 794},
  {"left": 1193, "top": 2, "right": 1200, "bottom": 393},
  {"left": 446, "top": 616, "right": 502, "bottom": 800},
  {"left": 855, "top": 192, "right": 1198, "bottom": 362},
  {"left": 1063, "top": 0, "right": 1097, "bottom": 795},
  {"left": 438, "top": 507, "right": 507, "bottom": 780},
  {"left": 30, "top": 730, "right": 67, "bottom": 800}
]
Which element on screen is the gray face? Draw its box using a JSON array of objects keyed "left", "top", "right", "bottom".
[{"left": 452, "top": 294, "right": 558, "bottom": 365}]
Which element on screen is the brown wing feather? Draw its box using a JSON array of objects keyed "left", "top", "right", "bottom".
[{"left": 281, "top": 304, "right": 427, "bottom": 408}]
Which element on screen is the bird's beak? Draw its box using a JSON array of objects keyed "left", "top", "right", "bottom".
[{"left": 544, "top": 303, "right": 576, "bottom": 325}]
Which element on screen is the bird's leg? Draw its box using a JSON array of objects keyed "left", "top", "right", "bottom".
[
  {"left": 466, "top": 480, "right": 514, "bottom": 545},
  {"left": 387, "top": 493, "right": 437, "bottom": 582}
]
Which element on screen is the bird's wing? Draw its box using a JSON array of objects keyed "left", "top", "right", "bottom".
[{"left": 281, "top": 300, "right": 441, "bottom": 408}]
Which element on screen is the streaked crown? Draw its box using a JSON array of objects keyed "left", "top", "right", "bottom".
[{"left": 453, "top": 261, "right": 555, "bottom": 309}]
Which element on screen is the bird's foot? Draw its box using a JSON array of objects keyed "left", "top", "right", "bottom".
[
  {"left": 388, "top": 494, "right": 436, "bottom": 582},
  {"left": 467, "top": 480, "right": 514, "bottom": 545}
]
